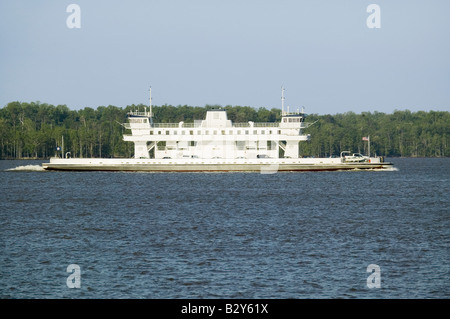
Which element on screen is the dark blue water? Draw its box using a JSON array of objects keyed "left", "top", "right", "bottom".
[{"left": 0, "top": 158, "right": 448, "bottom": 298}]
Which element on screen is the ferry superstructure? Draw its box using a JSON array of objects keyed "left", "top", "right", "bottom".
[{"left": 42, "top": 89, "right": 393, "bottom": 172}]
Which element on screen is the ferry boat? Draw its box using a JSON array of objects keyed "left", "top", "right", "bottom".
[{"left": 42, "top": 89, "right": 393, "bottom": 172}]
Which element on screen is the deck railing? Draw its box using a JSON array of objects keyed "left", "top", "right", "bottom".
[{"left": 124, "top": 122, "right": 286, "bottom": 129}]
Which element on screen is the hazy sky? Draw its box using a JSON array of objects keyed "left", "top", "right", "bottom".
[{"left": 1, "top": 0, "right": 449, "bottom": 114}]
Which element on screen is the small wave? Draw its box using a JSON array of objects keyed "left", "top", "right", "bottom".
[
  {"left": 6, "top": 165, "right": 46, "bottom": 172},
  {"left": 377, "top": 166, "right": 399, "bottom": 172},
  {"left": 353, "top": 166, "right": 399, "bottom": 172}
]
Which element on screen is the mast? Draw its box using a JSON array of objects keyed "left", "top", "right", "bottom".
[
  {"left": 149, "top": 86, "right": 152, "bottom": 117},
  {"left": 281, "top": 86, "right": 285, "bottom": 116},
  {"left": 149, "top": 86, "right": 154, "bottom": 125}
]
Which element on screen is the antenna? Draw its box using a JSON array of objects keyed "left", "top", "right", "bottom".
[
  {"left": 148, "top": 86, "right": 154, "bottom": 126},
  {"left": 281, "top": 86, "right": 285, "bottom": 116},
  {"left": 149, "top": 86, "right": 152, "bottom": 118}
]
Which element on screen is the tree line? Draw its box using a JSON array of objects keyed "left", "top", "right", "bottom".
[{"left": 0, "top": 101, "right": 448, "bottom": 159}]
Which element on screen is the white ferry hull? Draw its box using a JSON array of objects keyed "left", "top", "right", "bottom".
[{"left": 42, "top": 158, "right": 394, "bottom": 172}]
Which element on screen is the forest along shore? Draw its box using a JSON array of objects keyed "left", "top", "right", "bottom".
[{"left": 1, "top": 101, "right": 448, "bottom": 159}]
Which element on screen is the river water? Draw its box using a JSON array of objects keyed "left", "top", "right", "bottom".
[{"left": 0, "top": 158, "right": 448, "bottom": 298}]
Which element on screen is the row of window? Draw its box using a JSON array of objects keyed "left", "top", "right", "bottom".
[
  {"left": 282, "top": 117, "right": 304, "bottom": 123},
  {"left": 158, "top": 141, "right": 277, "bottom": 150},
  {"left": 129, "top": 118, "right": 148, "bottom": 123},
  {"left": 150, "top": 129, "right": 284, "bottom": 135}
]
